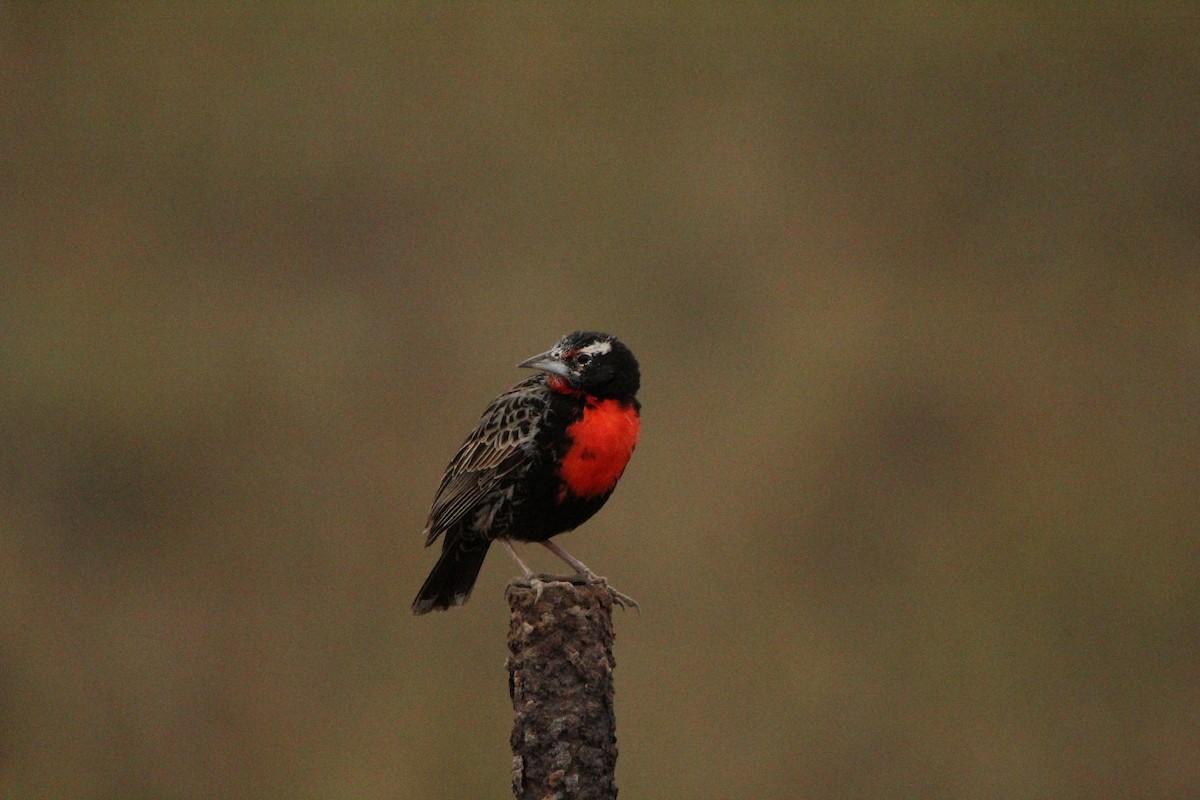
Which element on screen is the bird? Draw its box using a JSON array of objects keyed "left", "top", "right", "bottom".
[{"left": 412, "top": 330, "right": 641, "bottom": 615}]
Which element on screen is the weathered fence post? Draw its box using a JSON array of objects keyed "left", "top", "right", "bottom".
[{"left": 506, "top": 577, "right": 619, "bottom": 800}]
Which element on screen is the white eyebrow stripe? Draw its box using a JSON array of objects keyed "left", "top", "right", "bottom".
[{"left": 578, "top": 341, "right": 612, "bottom": 356}]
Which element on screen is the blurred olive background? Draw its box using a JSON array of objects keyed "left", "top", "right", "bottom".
[{"left": 3, "top": 5, "right": 1199, "bottom": 799}]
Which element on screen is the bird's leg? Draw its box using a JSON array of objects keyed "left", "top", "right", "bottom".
[
  {"left": 539, "top": 540, "right": 640, "bottom": 611},
  {"left": 539, "top": 538, "right": 592, "bottom": 573},
  {"left": 500, "top": 537, "right": 534, "bottom": 575},
  {"left": 500, "top": 537, "right": 546, "bottom": 601}
]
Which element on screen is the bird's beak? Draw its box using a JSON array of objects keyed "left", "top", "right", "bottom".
[{"left": 517, "top": 349, "right": 572, "bottom": 379}]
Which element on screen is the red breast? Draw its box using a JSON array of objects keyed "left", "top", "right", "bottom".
[{"left": 557, "top": 398, "right": 640, "bottom": 500}]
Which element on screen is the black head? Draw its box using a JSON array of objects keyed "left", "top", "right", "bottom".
[{"left": 517, "top": 330, "right": 640, "bottom": 399}]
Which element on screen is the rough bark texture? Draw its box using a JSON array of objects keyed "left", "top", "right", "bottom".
[{"left": 506, "top": 577, "right": 618, "bottom": 800}]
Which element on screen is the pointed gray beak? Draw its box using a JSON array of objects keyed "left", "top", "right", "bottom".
[{"left": 517, "top": 349, "right": 571, "bottom": 379}]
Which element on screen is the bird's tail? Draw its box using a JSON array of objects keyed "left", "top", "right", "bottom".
[{"left": 411, "top": 538, "right": 491, "bottom": 615}]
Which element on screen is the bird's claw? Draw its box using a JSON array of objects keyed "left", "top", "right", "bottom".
[
  {"left": 518, "top": 571, "right": 639, "bottom": 612},
  {"left": 579, "top": 571, "right": 640, "bottom": 612}
]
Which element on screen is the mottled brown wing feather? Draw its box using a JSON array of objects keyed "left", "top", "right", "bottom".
[{"left": 422, "top": 378, "right": 546, "bottom": 546}]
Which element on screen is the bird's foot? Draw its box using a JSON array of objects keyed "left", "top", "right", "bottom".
[
  {"left": 579, "top": 571, "right": 640, "bottom": 612},
  {"left": 515, "top": 571, "right": 639, "bottom": 612}
]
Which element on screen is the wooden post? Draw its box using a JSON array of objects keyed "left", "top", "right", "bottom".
[{"left": 506, "top": 577, "right": 619, "bottom": 800}]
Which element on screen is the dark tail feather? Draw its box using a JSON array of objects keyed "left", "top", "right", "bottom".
[{"left": 412, "top": 538, "right": 491, "bottom": 615}]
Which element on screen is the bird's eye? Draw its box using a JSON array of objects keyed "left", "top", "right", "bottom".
[{"left": 575, "top": 353, "right": 592, "bottom": 366}]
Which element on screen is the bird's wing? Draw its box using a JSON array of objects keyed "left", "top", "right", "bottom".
[{"left": 422, "top": 378, "right": 547, "bottom": 546}]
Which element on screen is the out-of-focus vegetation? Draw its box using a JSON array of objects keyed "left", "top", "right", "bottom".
[{"left": 2, "top": 6, "right": 1197, "bottom": 799}]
